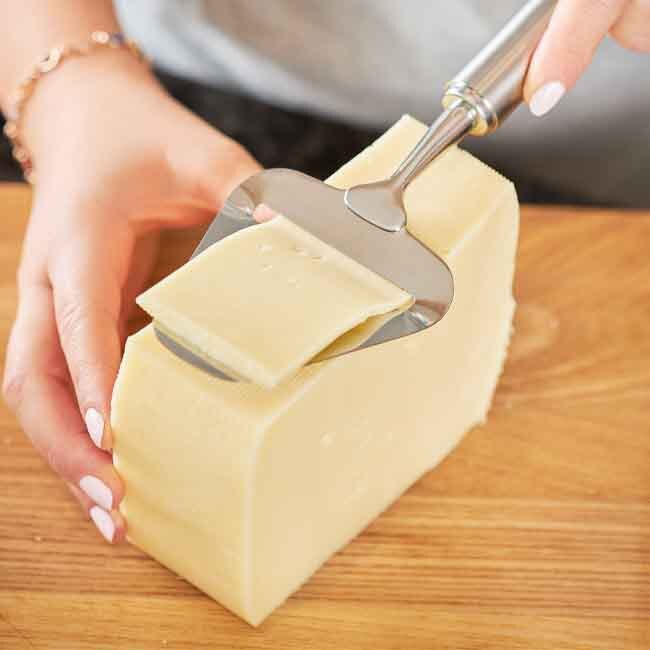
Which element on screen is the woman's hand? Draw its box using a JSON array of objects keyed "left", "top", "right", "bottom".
[
  {"left": 1, "top": 52, "right": 261, "bottom": 542},
  {"left": 526, "top": 0, "right": 650, "bottom": 116}
]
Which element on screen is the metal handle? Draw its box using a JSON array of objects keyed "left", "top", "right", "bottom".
[
  {"left": 389, "top": 100, "right": 476, "bottom": 191},
  {"left": 443, "top": 0, "right": 558, "bottom": 135},
  {"left": 387, "top": 0, "right": 557, "bottom": 196},
  {"left": 347, "top": 0, "right": 558, "bottom": 230}
]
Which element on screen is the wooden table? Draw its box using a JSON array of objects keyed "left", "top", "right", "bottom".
[{"left": 1, "top": 182, "right": 649, "bottom": 649}]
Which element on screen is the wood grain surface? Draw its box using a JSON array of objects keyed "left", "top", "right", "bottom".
[{"left": 0, "top": 182, "right": 649, "bottom": 649}]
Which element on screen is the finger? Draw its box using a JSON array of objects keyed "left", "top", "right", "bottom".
[
  {"left": 3, "top": 284, "right": 126, "bottom": 543},
  {"left": 120, "top": 230, "right": 160, "bottom": 339},
  {"left": 89, "top": 506, "right": 127, "bottom": 544},
  {"left": 49, "top": 216, "right": 132, "bottom": 451},
  {"left": 67, "top": 484, "right": 127, "bottom": 544},
  {"left": 67, "top": 483, "right": 93, "bottom": 518},
  {"left": 611, "top": 0, "right": 650, "bottom": 51},
  {"left": 525, "top": 0, "right": 626, "bottom": 116}
]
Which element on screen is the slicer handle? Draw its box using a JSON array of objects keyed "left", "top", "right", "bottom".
[
  {"left": 443, "top": 0, "right": 558, "bottom": 135},
  {"left": 358, "top": 0, "right": 558, "bottom": 205}
]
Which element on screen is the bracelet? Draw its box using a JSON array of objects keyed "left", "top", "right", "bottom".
[{"left": 2, "top": 31, "right": 148, "bottom": 184}]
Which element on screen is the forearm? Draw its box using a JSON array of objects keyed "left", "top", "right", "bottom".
[{"left": 0, "top": 0, "right": 120, "bottom": 111}]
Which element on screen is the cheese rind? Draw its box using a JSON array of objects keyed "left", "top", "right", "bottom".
[
  {"left": 112, "top": 115, "right": 518, "bottom": 625},
  {"left": 137, "top": 214, "right": 413, "bottom": 388}
]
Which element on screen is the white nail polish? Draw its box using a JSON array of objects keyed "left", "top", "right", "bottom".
[
  {"left": 85, "top": 408, "right": 104, "bottom": 448},
  {"left": 530, "top": 81, "right": 566, "bottom": 117},
  {"left": 79, "top": 475, "right": 113, "bottom": 510},
  {"left": 89, "top": 506, "right": 114, "bottom": 543}
]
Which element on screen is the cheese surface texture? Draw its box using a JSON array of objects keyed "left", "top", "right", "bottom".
[
  {"left": 137, "top": 215, "right": 413, "bottom": 387},
  {"left": 111, "top": 115, "right": 519, "bottom": 626}
]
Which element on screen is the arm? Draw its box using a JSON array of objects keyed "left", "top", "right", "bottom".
[{"left": 1, "top": 1, "right": 261, "bottom": 543}]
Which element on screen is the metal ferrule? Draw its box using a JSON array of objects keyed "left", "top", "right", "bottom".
[
  {"left": 442, "top": 0, "right": 557, "bottom": 137},
  {"left": 442, "top": 81, "right": 499, "bottom": 135}
]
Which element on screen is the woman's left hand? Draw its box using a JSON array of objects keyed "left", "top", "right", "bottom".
[{"left": 525, "top": 0, "right": 650, "bottom": 116}]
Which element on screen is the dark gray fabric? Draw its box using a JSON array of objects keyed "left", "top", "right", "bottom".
[
  {"left": 0, "top": 70, "right": 627, "bottom": 206},
  {"left": 0, "top": 124, "right": 19, "bottom": 182},
  {"left": 158, "top": 71, "right": 597, "bottom": 205},
  {"left": 114, "top": 0, "right": 650, "bottom": 208}
]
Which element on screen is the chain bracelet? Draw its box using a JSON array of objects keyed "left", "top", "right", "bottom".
[{"left": 2, "top": 31, "right": 148, "bottom": 184}]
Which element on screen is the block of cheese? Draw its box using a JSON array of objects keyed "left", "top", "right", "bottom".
[
  {"left": 137, "top": 215, "right": 413, "bottom": 388},
  {"left": 111, "top": 115, "right": 519, "bottom": 626}
]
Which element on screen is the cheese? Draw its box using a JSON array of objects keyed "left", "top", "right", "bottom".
[
  {"left": 137, "top": 215, "right": 413, "bottom": 388},
  {"left": 111, "top": 115, "right": 519, "bottom": 626}
]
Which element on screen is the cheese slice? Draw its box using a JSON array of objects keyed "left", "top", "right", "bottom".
[
  {"left": 111, "top": 115, "right": 519, "bottom": 626},
  {"left": 137, "top": 215, "right": 413, "bottom": 388}
]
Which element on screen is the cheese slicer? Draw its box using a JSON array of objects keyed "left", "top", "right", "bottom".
[{"left": 156, "top": 0, "right": 557, "bottom": 380}]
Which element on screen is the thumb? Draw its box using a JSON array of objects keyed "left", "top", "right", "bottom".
[
  {"left": 524, "top": 0, "right": 626, "bottom": 117},
  {"left": 203, "top": 137, "right": 263, "bottom": 207},
  {"left": 169, "top": 124, "right": 263, "bottom": 214}
]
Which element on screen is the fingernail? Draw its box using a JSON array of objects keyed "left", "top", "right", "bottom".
[
  {"left": 79, "top": 475, "right": 113, "bottom": 510},
  {"left": 89, "top": 506, "right": 115, "bottom": 543},
  {"left": 529, "top": 81, "right": 565, "bottom": 117},
  {"left": 85, "top": 408, "right": 104, "bottom": 448}
]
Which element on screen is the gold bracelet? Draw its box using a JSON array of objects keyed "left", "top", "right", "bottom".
[{"left": 2, "top": 31, "right": 148, "bottom": 184}]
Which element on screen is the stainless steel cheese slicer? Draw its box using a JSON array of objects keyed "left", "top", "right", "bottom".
[{"left": 156, "top": 0, "right": 557, "bottom": 381}]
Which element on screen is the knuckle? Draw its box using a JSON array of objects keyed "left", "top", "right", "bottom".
[
  {"left": 72, "top": 357, "right": 104, "bottom": 397},
  {"left": 57, "top": 293, "right": 116, "bottom": 344},
  {"left": 46, "top": 445, "right": 69, "bottom": 479},
  {"left": 16, "top": 264, "right": 31, "bottom": 289},
  {"left": 561, "top": 35, "right": 593, "bottom": 63},
  {"left": 55, "top": 296, "right": 115, "bottom": 398},
  {"left": 592, "top": 0, "right": 619, "bottom": 12},
  {"left": 45, "top": 431, "right": 91, "bottom": 481},
  {"left": 2, "top": 370, "right": 27, "bottom": 411},
  {"left": 614, "top": 28, "right": 650, "bottom": 52},
  {"left": 57, "top": 297, "right": 87, "bottom": 342},
  {"left": 15, "top": 252, "right": 48, "bottom": 292}
]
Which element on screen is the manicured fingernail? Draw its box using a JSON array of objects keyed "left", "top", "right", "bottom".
[
  {"left": 529, "top": 81, "right": 565, "bottom": 117},
  {"left": 79, "top": 475, "right": 113, "bottom": 510},
  {"left": 253, "top": 203, "right": 279, "bottom": 223},
  {"left": 89, "top": 506, "right": 115, "bottom": 543},
  {"left": 85, "top": 408, "right": 104, "bottom": 448}
]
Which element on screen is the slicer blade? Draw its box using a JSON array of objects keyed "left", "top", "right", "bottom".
[
  {"left": 154, "top": 168, "right": 454, "bottom": 380},
  {"left": 152, "top": 0, "right": 556, "bottom": 382}
]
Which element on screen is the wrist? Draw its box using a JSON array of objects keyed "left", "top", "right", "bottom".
[
  {"left": 6, "top": 36, "right": 159, "bottom": 181},
  {"left": 0, "top": 0, "right": 123, "bottom": 107}
]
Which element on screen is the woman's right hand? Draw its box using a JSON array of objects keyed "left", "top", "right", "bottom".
[
  {"left": 525, "top": 0, "right": 650, "bottom": 116},
  {"left": 2, "top": 50, "right": 262, "bottom": 543}
]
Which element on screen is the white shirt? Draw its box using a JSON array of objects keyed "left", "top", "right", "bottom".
[{"left": 116, "top": 0, "right": 650, "bottom": 206}]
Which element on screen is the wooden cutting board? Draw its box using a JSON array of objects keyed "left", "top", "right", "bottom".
[{"left": 0, "top": 182, "right": 648, "bottom": 650}]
